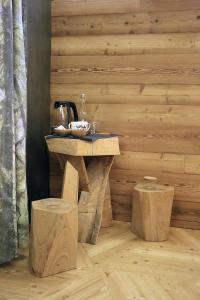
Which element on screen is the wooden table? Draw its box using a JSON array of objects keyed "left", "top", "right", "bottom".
[{"left": 46, "top": 136, "right": 120, "bottom": 244}]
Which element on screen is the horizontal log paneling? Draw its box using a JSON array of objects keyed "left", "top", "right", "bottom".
[
  {"left": 143, "top": 84, "right": 200, "bottom": 96},
  {"left": 52, "top": 0, "right": 200, "bottom": 17},
  {"left": 51, "top": 1, "right": 200, "bottom": 229},
  {"left": 110, "top": 168, "right": 200, "bottom": 202},
  {"left": 51, "top": 83, "right": 200, "bottom": 106},
  {"left": 117, "top": 131, "right": 200, "bottom": 155},
  {"left": 142, "top": 0, "right": 200, "bottom": 13},
  {"left": 185, "top": 155, "right": 200, "bottom": 175},
  {"left": 52, "top": 54, "right": 200, "bottom": 70},
  {"left": 85, "top": 104, "right": 200, "bottom": 128},
  {"left": 172, "top": 201, "right": 200, "bottom": 222},
  {"left": 51, "top": 54, "right": 200, "bottom": 84},
  {"left": 52, "top": 10, "right": 200, "bottom": 36},
  {"left": 51, "top": 72, "right": 200, "bottom": 85},
  {"left": 114, "top": 152, "right": 200, "bottom": 176},
  {"left": 52, "top": 0, "right": 141, "bottom": 17},
  {"left": 114, "top": 152, "right": 185, "bottom": 174},
  {"left": 171, "top": 220, "right": 200, "bottom": 230},
  {"left": 52, "top": 33, "right": 200, "bottom": 56}
]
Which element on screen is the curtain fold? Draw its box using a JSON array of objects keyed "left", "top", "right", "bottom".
[{"left": 0, "top": 0, "right": 29, "bottom": 265}]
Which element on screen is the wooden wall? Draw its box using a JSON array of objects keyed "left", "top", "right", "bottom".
[{"left": 51, "top": 0, "right": 200, "bottom": 229}]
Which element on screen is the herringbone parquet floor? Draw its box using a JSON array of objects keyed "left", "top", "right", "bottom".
[{"left": 0, "top": 221, "right": 200, "bottom": 300}]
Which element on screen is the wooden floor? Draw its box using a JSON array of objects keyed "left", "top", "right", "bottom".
[{"left": 0, "top": 221, "right": 200, "bottom": 300}]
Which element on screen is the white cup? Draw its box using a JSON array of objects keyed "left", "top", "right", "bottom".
[{"left": 68, "top": 121, "right": 90, "bottom": 131}]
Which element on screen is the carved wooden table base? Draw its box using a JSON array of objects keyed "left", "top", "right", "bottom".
[
  {"left": 46, "top": 137, "right": 120, "bottom": 244},
  {"left": 56, "top": 154, "right": 114, "bottom": 244}
]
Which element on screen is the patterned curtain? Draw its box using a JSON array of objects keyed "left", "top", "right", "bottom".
[{"left": 0, "top": 0, "right": 29, "bottom": 264}]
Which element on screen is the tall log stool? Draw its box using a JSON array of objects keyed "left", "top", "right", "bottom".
[
  {"left": 30, "top": 162, "right": 78, "bottom": 277},
  {"left": 131, "top": 176, "right": 174, "bottom": 242}
]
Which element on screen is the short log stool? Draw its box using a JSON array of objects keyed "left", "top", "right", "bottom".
[
  {"left": 30, "top": 162, "right": 78, "bottom": 277},
  {"left": 30, "top": 200, "right": 78, "bottom": 277},
  {"left": 131, "top": 176, "right": 174, "bottom": 242}
]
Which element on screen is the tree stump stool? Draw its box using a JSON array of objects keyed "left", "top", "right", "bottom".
[
  {"left": 30, "top": 199, "right": 78, "bottom": 277},
  {"left": 131, "top": 176, "right": 174, "bottom": 242},
  {"left": 30, "top": 162, "right": 79, "bottom": 277}
]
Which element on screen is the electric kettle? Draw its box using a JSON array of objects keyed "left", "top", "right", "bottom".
[{"left": 53, "top": 101, "right": 79, "bottom": 128}]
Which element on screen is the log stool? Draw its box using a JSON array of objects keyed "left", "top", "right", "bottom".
[
  {"left": 30, "top": 162, "right": 79, "bottom": 277},
  {"left": 131, "top": 176, "right": 174, "bottom": 242}
]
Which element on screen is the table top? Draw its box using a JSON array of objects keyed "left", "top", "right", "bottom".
[{"left": 45, "top": 136, "right": 120, "bottom": 156}]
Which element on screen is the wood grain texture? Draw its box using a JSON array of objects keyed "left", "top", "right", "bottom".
[
  {"left": 58, "top": 154, "right": 90, "bottom": 192},
  {"left": 51, "top": 54, "right": 200, "bottom": 84},
  {"left": 51, "top": 0, "right": 200, "bottom": 229},
  {"left": 46, "top": 136, "right": 120, "bottom": 156},
  {"left": 30, "top": 199, "right": 78, "bottom": 277},
  {"left": 52, "top": 0, "right": 141, "bottom": 17},
  {"left": 52, "top": 0, "right": 200, "bottom": 16},
  {"left": 52, "top": 33, "right": 200, "bottom": 56},
  {"left": 101, "top": 182, "right": 113, "bottom": 228},
  {"left": 51, "top": 83, "right": 200, "bottom": 106},
  {"left": 52, "top": 10, "right": 200, "bottom": 36},
  {"left": 52, "top": 54, "right": 200, "bottom": 70},
  {"left": 61, "top": 161, "right": 79, "bottom": 204},
  {"left": 78, "top": 156, "right": 114, "bottom": 244},
  {"left": 113, "top": 152, "right": 199, "bottom": 174},
  {"left": 132, "top": 179, "right": 174, "bottom": 241},
  {"left": 1, "top": 222, "right": 200, "bottom": 300}
]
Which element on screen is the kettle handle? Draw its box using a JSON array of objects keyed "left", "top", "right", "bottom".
[
  {"left": 66, "top": 105, "right": 71, "bottom": 125},
  {"left": 69, "top": 102, "right": 79, "bottom": 121}
]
